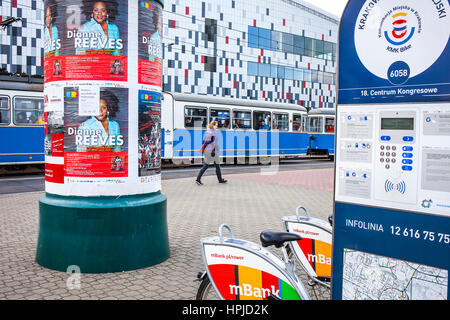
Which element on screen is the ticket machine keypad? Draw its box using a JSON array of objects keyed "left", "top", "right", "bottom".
[
  {"left": 379, "top": 136, "right": 414, "bottom": 170},
  {"left": 379, "top": 144, "right": 398, "bottom": 169}
]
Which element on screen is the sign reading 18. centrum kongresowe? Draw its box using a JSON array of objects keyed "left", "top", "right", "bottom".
[
  {"left": 339, "top": 0, "right": 450, "bottom": 104},
  {"left": 333, "top": 0, "right": 450, "bottom": 300}
]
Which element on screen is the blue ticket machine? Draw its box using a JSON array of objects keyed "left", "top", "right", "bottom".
[{"left": 332, "top": 0, "right": 450, "bottom": 300}]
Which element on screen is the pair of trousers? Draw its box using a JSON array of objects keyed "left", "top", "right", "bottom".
[{"left": 197, "top": 151, "right": 223, "bottom": 181}]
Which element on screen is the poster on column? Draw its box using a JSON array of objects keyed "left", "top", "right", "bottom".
[
  {"left": 138, "top": 1, "right": 163, "bottom": 87},
  {"left": 44, "top": 0, "right": 128, "bottom": 82},
  {"left": 138, "top": 90, "right": 161, "bottom": 177},
  {"left": 64, "top": 86, "right": 129, "bottom": 178},
  {"left": 43, "top": 0, "right": 163, "bottom": 196},
  {"left": 44, "top": 82, "right": 65, "bottom": 184}
]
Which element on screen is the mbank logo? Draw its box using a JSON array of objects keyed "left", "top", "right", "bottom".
[
  {"left": 307, "top": 253, "right": 331, "bottom": 265},
  {"left": 384, "top": 12, "right": 415, "bottom": 46},
  {"left": 229, "top": 283, "right": 280, "bottom": 299}
]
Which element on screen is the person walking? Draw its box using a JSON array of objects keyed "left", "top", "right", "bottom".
[{"left": 196, "top": 121, "right": 227, "bottom": 185}]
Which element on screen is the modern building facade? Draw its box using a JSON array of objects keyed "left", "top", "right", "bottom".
[
  {"left": 0, "top": 0, "right": 338, "bottom": 108},
  {"left": 0, "top": 0, "right": 44, "bottom": 76}
]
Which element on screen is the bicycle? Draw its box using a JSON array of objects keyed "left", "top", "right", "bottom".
[
  {"left": 282, "top": 205, "right": 333, "bottom": 289},
  {"left": 196, "top": 224, "right": 311, "bottom": 300}
]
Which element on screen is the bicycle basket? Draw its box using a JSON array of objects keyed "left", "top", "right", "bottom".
[{"left": 200, "top": 224, "right": 309, "bottom": 300}]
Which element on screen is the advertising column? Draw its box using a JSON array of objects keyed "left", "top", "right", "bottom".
[
  {"left": 37, "top": 0, "right": 169, "bottom": 273},
  {"left": 332, "top": 0, "right": 450, "bottom": 299}
]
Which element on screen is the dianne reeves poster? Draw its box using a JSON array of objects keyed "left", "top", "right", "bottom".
[
  {"left": 43, "top": 0, "right": 163, "bottom": 197},
  {"left": 138, "top": 0, "right": 163, "bottom": 87},
  {"left": 64, "top": 86, "right": 129, "bottom": 178},
  {"left": 44, "top": 0, "right": 128, "bottom": 82}
]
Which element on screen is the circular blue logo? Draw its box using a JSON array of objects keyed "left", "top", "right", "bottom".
[{"left": 387, "top": 61, "right": 410, "bottom": 85}]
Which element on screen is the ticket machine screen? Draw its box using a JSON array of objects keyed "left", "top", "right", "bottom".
[{"left": 381, "top": 118, "right": 414, "bottom": 130}]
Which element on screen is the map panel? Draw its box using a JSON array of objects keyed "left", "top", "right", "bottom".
[{"left": 342, "top": 249, "right": 448, "bottom": 300}]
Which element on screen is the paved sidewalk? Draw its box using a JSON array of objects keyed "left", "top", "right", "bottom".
[{"left": 0, "top": 167, "right": 333, "bottom": 300}]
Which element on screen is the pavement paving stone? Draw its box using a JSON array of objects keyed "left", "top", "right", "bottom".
[{"left": 0, "top": 168, "right": 333, "bottom": 300}]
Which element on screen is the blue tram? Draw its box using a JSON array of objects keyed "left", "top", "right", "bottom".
[
  {"left": 306, "top": 108, "right": 335, "bottom": 160},
  {"left": 0, "top": 83, "right": 335, "bottom": 169},
  {"left": 161, "top": 92, "right": 310, "bottom": 163},
  {"left": 0, "top": 76, "right": 44, "bottom": 168}
]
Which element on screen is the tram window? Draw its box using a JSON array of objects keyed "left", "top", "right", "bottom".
[
  {"left": 302, "top": 116, "right": 307, "bottom": 132},
  {"left": 185, "top": 106, "right": 207, "bottom": 128},
  {"left": 232, "top": 110, "right": 251, "bottom": 129},
  {"left": 253, "top": 111, "right": 271, "bottom": 130},
  {"left": 325, "top": 117, "right": 335, "bottom": 133},
  {"left": 293, "top": 114, "right": 304, "bottom": 132},
  {"left": 272, "top": 113, "right": 289, "bottom": 131},
  {"left": 210, "top": 108, "right": 230, "bottom": 129},
  {"left": 308, "top": 116, "right": 323, "bottom": 133},
  {"left": 0, "top": 96, "right": 10, "bottom": 124},
  {"left": 13, "top": 97, "right": 44, "bottom": 125}
]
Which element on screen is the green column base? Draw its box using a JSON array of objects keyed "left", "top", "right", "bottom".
[{"left": 36, "top": 192, "right": 169, "bottom": 273}]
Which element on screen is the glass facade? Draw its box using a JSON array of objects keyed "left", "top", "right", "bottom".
[
  {"left": 248, "top": 26, "right": 337, "bottom": 61},
  {"left": 248, "top": 62, "right": 335, "bottom": 84}
]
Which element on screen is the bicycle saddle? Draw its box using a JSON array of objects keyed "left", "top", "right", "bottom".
[{"left": 260, "top": 230, "right": 302, "bottom": 248}]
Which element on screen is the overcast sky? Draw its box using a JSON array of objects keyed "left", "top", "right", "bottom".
[{"left": 302, "top": 0, "right": 348, "bottom": 18}]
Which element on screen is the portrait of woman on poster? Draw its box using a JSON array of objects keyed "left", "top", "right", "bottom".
[
  {"left": 78, "top": 90, "right": 123, "bottom": 152},
  {"left": 147, "top": 5, "right": 163, "bottom": 61},
  {"left": 150, "top": 6, "right": 162, "bottom": 45},
  {"left": 77, "top": 1, "right": 121, "bottom": 55},
  {"left": 44, "top": 1, "right": 60, "bottom": 56}
]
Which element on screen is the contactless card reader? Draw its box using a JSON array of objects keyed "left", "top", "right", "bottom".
[{"left": 374, "top": 110, "right": 417, "bottom": 204}]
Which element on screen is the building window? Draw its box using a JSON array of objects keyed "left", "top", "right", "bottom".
[
  {"left": 248, "top": 62, "right": 258, "bottom": 76},
  {"left": 293, "top": 35, "right": 305, "bottom": 55},
  {"left": 303, "top": 69, "right": 311, "bottom": 82},
  {"left": 204, "top": 56, "right": 217, "bottom": 72},
  {"left": 324, "top": 41, "right": 334, "bottom": 61},
  {"left": 271, "top": 64, "right": 278, "bottom": 78},
  {"left": 323, "top": 72, "right": 334, "bottom": 85},
  {"left": 0, "top": 96, "right": 10, "bottom": 125},
  {"left": 205, "top": 18, "right": 217, "bottom": 42},
  {"left": 282, "top": 32, "right": 294, "bottom": 54},
  {"left": 313, "top": 38, "right": 324, "bottom": 59},
  {"left": 259, "top": 63, "right": 270, "bottom": 77},
  {"left": 277, "top": 65, "right": 285, "bottom": 79},
  {"left": 285, "top": 67, "right": 294, "bottom": 80},
  {"left": 271, "top": 31, "right": 281, "bottom": 51},
  {"left": 294, "top": 69, "right": 303, "bottom": 81},
  {"left": 311, "top": 70, "right": 318, "bottom": 83},
  {"left": 248, "top": 26, "right": 259, "bottom": 48},
  {"left": 258, "top": 28, "right": 271, "bottom": 50},
  {"left": 304, "top": 37, "right": 313, "bottom": 57}
]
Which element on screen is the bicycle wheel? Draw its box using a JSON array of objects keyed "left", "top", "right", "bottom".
[{"left": 196, "top": 276, "right": 221, "bottom": 300}]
